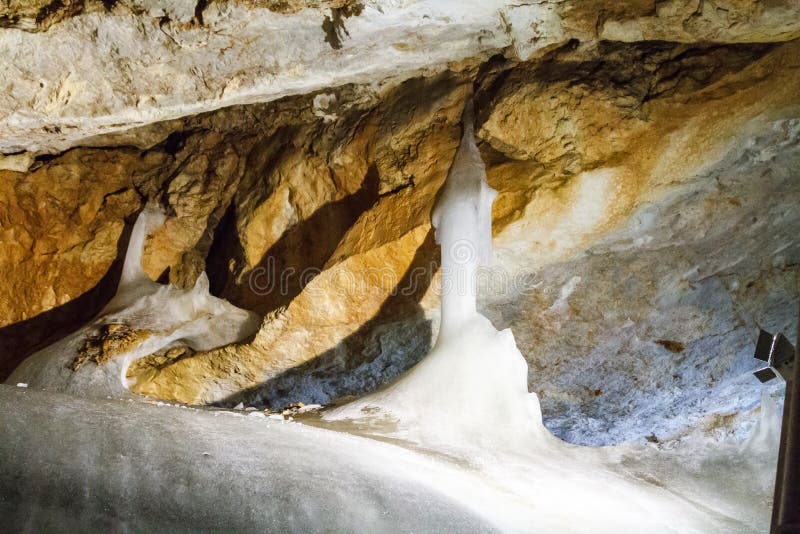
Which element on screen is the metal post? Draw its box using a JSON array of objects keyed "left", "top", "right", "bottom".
[{"left": 771, "top": 311, "right": 800, "bottom": 533}]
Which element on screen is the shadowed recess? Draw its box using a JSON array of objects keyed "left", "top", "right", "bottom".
[
  {"left": 208, "top": 164, "right": 382, "bottom": 316},
  {"left": 217, "top": 228, "right": 440, "bottom": 409}
]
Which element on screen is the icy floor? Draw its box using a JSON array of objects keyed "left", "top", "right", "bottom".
[
  {"left": 0, "top": 385, "right": 495, "bottom": 532},
  {"left": 0, "top": 383, "right": 779, "bottom": 533}
]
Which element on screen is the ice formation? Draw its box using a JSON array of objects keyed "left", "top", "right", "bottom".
[
  {"left": 324, "top": 101, "right": 547, "bottom": 450},
  {"left": 6, "top": 204, "right": 260, "bottom": 397},
  {"left": 319, "top": 101, "right": 782, "bottom": 531}
]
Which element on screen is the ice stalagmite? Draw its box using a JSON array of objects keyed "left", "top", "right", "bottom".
[{"left": 325, "top": 100, "right": 547, "bottom": 450}]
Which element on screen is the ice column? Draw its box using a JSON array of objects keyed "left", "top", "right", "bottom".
[{"left": 431, "top": 100, "right": 497, "bottom": 337}]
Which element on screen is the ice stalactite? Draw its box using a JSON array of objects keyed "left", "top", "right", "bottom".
[
  {"left": 6, "top": 204, "right": 260, "bottom": 398},
  {"left": 432, "top": 101, "right": 496, "bottom": 333}
]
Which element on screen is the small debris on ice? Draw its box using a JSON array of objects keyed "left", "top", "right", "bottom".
[{"left": 281, "top": 402, "right": 320, "bottom": 417}]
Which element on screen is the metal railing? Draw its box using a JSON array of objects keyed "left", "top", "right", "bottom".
[{"left": 753, "top": 310, "right": 800, "bottom": 533}]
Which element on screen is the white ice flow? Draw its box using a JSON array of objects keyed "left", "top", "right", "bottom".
[
  {"left": 321, "top": 100, "right": 782, "bottom": 531},
  {"left": 6, "top": 203, "right": 260, "bottom": 397}
]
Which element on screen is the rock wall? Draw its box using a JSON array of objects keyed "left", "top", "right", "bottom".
[{"left": 1, "top": 1, "right": 799, "bottom": 444}]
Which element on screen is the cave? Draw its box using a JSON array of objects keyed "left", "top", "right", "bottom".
[{"left": 1, "top": 1, "right": 799, "bottom": 532}]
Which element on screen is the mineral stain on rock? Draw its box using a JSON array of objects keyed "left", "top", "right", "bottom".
[
  {"left": 654, "top": 339, "right": 686, "bottom": 354},
  {"left": 322, "top": 2, "right": 363, "bottom": 49},
  {"left": 71, "top": 323, "right": 152, "bottom": 371}
]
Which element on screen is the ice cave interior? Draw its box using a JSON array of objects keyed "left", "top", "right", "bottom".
[{"left": 1, "top": 1, "right": 799, "bottom": 532}]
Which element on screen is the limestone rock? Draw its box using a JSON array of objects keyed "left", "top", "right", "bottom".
[
  {"left": 560, "top": 0, "right": 800, "bottom": 43},
  {"left": 0, "top": 0, "right": 555, "bottom": 153},
  {"left": 0, "top": 3, "right": 799, "bottom": 447},
  {"left": 0, "top": 150, "right": 147, "bottom": 328},
  {"left": 129, "top": 40, "right": 800, "bottom": 441},
  {"left": 4, "top": 0, "right": 797, "bottom": 155}
]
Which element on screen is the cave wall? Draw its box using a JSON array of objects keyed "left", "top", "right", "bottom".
[{"left": 1, "top": 0, "right": 799, "bottom": 444}]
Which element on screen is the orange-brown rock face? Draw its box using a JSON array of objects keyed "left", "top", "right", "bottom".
[
  {"left": 1, "top": 3, "right": 798, "bottom": 444},
  {"left": 0, "top": 149, "right": 150, "bottom": 377},
  {"left": 130, "top": 75, "right": 468, "bottom": 403},
  {"left": 124, "top": 39, "right": 800, "bottom": 415},
  {"left": 0, "top": 150, "right": 142, "bottom": 326}
]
